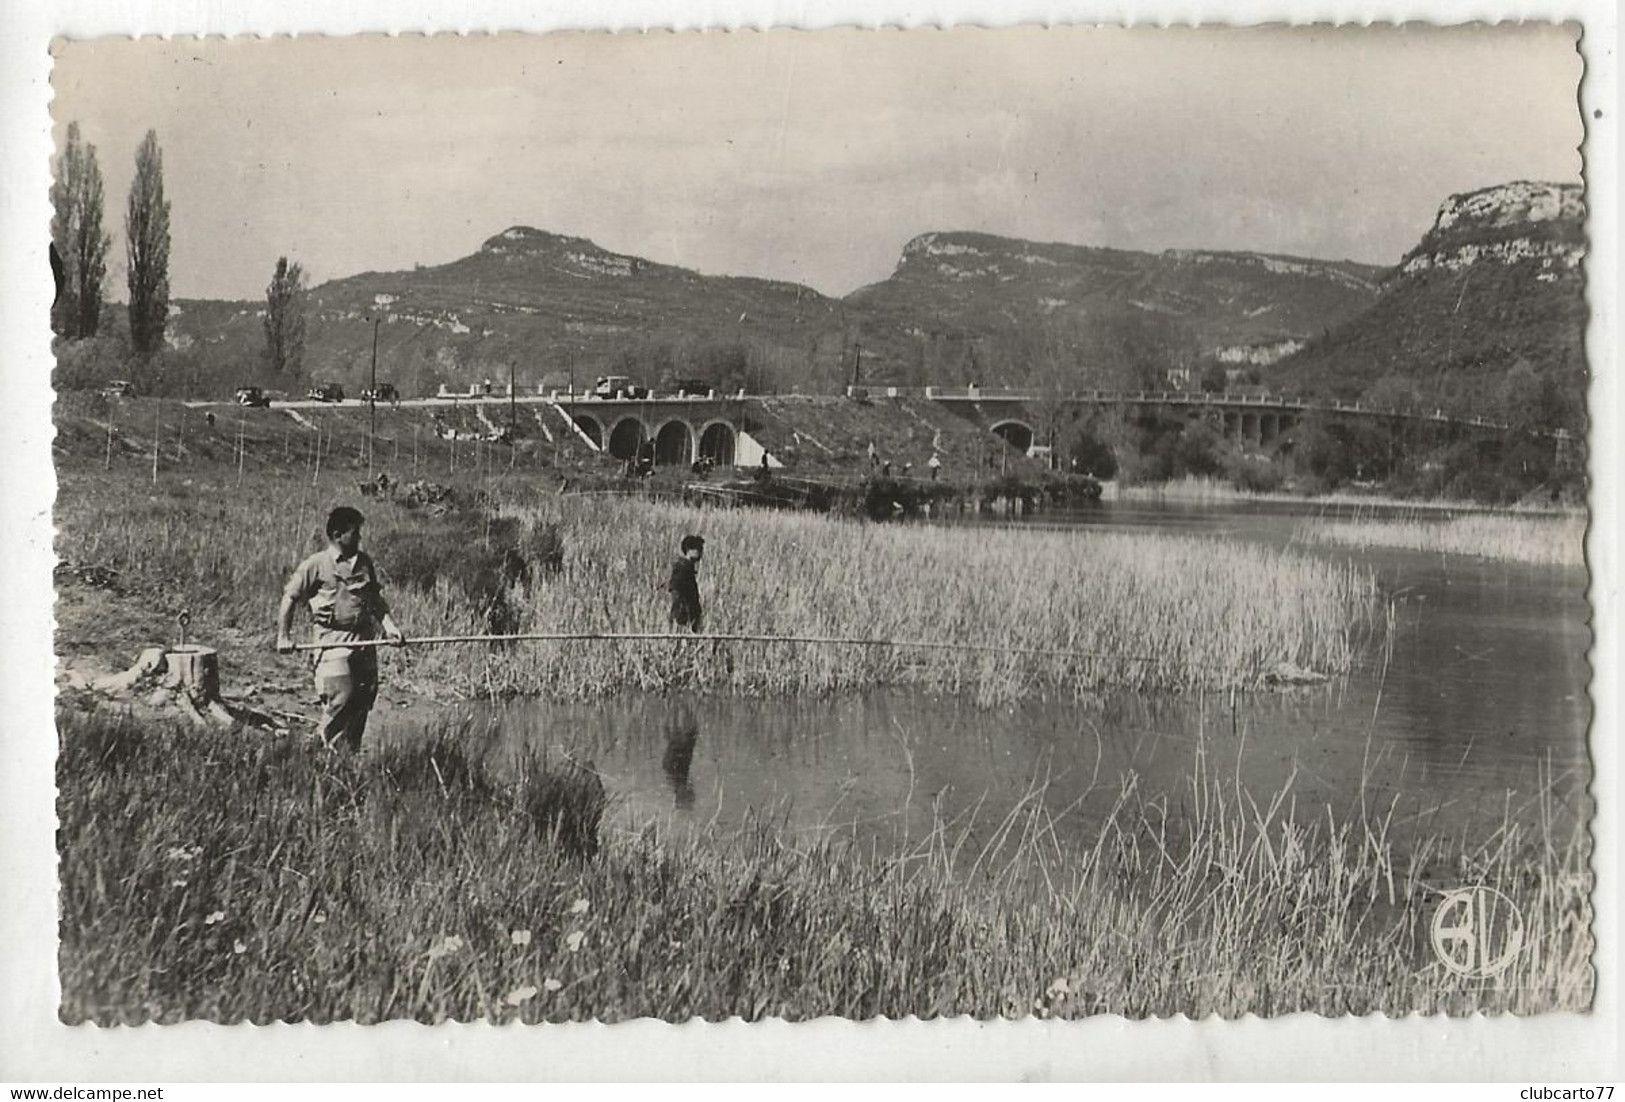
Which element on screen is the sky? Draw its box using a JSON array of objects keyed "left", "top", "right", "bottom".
[{"left": 50, "top": 24, "right": 1585, "bottom": 302}]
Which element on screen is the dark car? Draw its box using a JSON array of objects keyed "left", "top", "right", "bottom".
[
  {"left": 234, "top": 385, "right": 270, "bottom": 407},
  {"left": 670, "top": 378, "right": 714, "bottom": 397},
  {"left": 306, "top": 382, "right": 346, "bottom": 403},
  {"left": 361, "top": 383, "right": 400, "bottom": 404},
  {"left": 100, "top": 379, "right": 136, "bottom": 398}
]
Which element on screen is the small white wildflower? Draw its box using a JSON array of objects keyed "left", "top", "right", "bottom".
[
  {"left": 542, "top": 977, "right": 563, "bottom": 993},
  {"left": 504, "top": 985, "right": 539, "bottom": 1006},
  {"left": 312, "top": 912, "right": 327, "bottom": 925},
  {"left": 567, "top": 898, "right": 590, "bottom": 916},
  {"left": 232, "top": 940, "right": 247, "bottom": 955},
  {"left": 1046, "top": 977, "right": 1071, "bottom": 999},
  {"left": 510, "top": 928, "right": 532, "bottom": 947},
  {"left": 171, "top": 880, "right": 188, "bottom": 889},
  {"left": 204, "top": 910, "right": 225, "bottom": 926},
  {"left": 564, "top": 930, "right": 585, "bottom": 953},
  {"left": 427, "top": 934, "right": 465, "bottom": 960}
]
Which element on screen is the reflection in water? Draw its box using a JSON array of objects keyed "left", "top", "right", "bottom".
[{"left": 662, "top": 702, "right": 699, "bottom": 811}]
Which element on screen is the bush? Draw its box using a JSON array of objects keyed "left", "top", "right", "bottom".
[{"left": 1224, "top": 453, "right": 1285, "bottom": 494}]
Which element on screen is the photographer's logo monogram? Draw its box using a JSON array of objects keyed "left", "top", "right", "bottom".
[{"left": 1431, "top": 887, "right": 1525, "bottom": 978}]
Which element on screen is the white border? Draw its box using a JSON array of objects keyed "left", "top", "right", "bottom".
[{"left": 2, "top": 0, "right": 1617, "bottom": 1082}]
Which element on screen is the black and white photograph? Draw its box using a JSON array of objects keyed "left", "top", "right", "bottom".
[{"left": 3, "top": 6, "right": 1619, "bottom": 1081}]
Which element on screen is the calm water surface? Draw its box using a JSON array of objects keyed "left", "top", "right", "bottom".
[{"left": 384, "top": 501, "right": 1591, "bottom": 856}]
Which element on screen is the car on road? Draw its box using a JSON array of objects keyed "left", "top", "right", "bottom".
[
  {"left": 101, "top": 379, "right": 136, "bottom": 398},
  {"left": 306, "top": 382, "right": 346, "bottom": 403},
  {"left": 234, "top": 385, "right": 271, "bottom": 407},
  {"left": 670, "top": 377, "right": 715, "bottom": 397},
  {"left": 593, "top": 375, "right": 647, "bottom": 399},
  {"left": 361, "top": 383, "right": 400, "bottom": 404}
]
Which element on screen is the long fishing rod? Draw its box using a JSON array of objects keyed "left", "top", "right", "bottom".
[{"left": 291, "top": 630, "right": 1159, "bottom": 663}]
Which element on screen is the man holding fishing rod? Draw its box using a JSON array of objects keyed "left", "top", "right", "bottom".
[{"left": 275, "top": 505, "right": 406, "bottom": 751}]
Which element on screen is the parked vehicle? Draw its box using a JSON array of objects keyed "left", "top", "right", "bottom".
[
  {"left": 100, "top": 379, "right": 136, "bottom": 398},
  {"left": 593, "top": 375, "right": 646, "bottom": 399},
  {"left": 670, "top": 377, "right": 714, "bottom": 397},
  {"left": 234, "top": 385, "right": 270, "bottom": 407},
  {"left": 361, "top": 383, "right": 400, "bottom": 404},
  {"left": 306, "top": 382, "right": 346, "bottom": 403}
]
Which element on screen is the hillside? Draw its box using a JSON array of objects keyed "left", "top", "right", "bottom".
[
  {"left": 154, "top": 225, "right": 1386, "bottom": 401},
  {"left": 165, "top": 227, "right": 851, "bottom": 398},
  {"left": 1270, "top": 181, "right": 1587, "bottom": 430},
  {"left": 841, "top": 232, "right": 1383, "bottom": 386}
]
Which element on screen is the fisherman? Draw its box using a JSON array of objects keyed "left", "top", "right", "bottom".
[
  {"left": 867, "top": 440, "right": 879, "bottom": 467},
  {"left": 928, "top": 453, "right": 942, "bottom": 480},
  {"left": 276, "top": 505, "right": 405, "bottom": 751},
  {"left": 667, "top": 533, "right": 705, "bottom": 632}
]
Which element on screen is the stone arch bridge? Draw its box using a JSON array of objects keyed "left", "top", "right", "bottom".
[
  {"left": 549, "top": 394, "right": 753, "bottom": 466},
  {"left": 888, "top": 385, "right": 1575, "bottom": 458}
]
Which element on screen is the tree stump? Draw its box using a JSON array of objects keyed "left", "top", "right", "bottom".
[
  {"left": 88, "top": 644, "right": 235, "bottom": 727},
  {"left": 163, "top": 645, "right": 221, "bottom": 705}
]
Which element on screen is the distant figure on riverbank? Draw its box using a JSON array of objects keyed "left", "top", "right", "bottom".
[
  {"left": 928, "top": 453, "right": 942, "bottom": 480},
  {"left": 667, "top": 533, "right": 705, "bottom": 632},
  {"left": 276, "top": 505, "right": 405, "bottom": 752},
  {"left": 867, "top": 440, "right": 879, "bottom": 467},
  {"left": 880, "top": 460, "right": 892, "bottom": 477}
]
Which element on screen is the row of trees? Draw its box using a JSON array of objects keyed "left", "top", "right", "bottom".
[
  {"left": 52, "top": 120, "right": 310, "bottom": 383},
  {"left": 51, "top": 124, "right": 170, "bottom": 356}
]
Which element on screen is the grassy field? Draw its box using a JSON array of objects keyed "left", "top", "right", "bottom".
[
  {"left": 55, "top": 466, "right": 1380, "bottom": 704},
  {"left": 1300, "top": 513, "right": 1587, "bottom": 567},
  {"left": 55, "top": 706, "right": 1593, "bottom": 1022}
]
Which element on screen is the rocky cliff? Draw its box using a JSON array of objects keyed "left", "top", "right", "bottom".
[{"left": 1271, "top": 180, "right": 1587, "bottom": 428}]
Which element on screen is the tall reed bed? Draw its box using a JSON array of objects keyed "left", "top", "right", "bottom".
[
  {"left": 403, "top": 495, "right": 1379, "bottom": 701},
  {"left": 1301, "top": 513, "right": 1587, "bottom": 566},
  {"left": 56, "top": 706, "right": 1592, "bottom": 1021},
  {"left": 55, "top": 468, "right": 1378, "bottom": 703}
]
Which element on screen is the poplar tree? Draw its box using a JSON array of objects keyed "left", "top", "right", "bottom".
[
  {"left": 125, "top": 129, "right": 171, "bottom": 357},
  {"left": 49, "top": 122, "right": 110, "bottom": 340},
  {"left": 263, "top": 257, "right": 308, "bottom": 377}
]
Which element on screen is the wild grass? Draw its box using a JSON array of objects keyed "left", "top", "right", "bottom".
[
  {"left": 55, "top": 467, "right": 1380, "bottom": 703},
  {"left": 1301, "top": 513, "right": 1587, "bottom": 567},
  {"left": 56, "top": 705, "right": 1593, "bottom": 1021}
]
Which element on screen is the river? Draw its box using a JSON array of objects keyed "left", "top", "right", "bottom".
[{"left": 387, "top": 500, "right": 1592, "bottom": 861}]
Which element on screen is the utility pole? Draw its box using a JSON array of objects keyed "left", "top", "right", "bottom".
[
  {"left": 368, "top": 316, "right": 380, "bottom": 479},
  {"left": 850, "top": 342, "right": 863, "bottom": 388},
  {"left": 508, "top": 358, "right": 518, "bottom": 470}
]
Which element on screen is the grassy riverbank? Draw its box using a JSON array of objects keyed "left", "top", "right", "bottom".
[
  {"left": 1301, "top": 513, "right": 1587, "bottom": 566},
  {"left": 1109, "top": 474, "right": 1581, "bottom": 516},
  {"left": 56, "top": 467, "right": 1379, "bottom": 704},
  {"left": 57, "top": 706, "right": 1593, "bottom": 1021}
]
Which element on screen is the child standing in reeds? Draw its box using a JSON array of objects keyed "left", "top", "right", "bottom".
[{"left": 667, "top": 533, "right": 705, "bottom": 632}]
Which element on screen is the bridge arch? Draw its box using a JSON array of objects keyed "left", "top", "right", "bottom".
[
  {"left": 571, "top": 412, "right": 605, "bottom": 451},
  {"left": 990, "top": 419, "right": 1035, "bottom": 453},
  {"left": 697, "top": 419, "right": 737, "bottom": 466},
  {"left": 607, "top": 416, "right": 648, "bottom": 461},
  {"left": 654, "top": 419, "right": 695, "bottom": 467}
]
